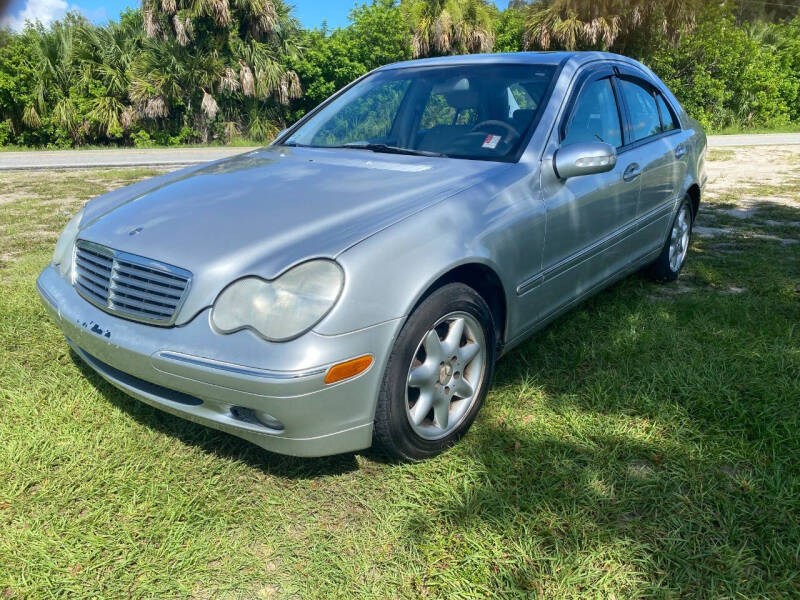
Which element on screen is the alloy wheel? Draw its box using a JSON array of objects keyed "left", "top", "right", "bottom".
[
  {"left": 669, "top": 204, "right": 691, "bottom": 272},
  {"left": 404, "top": 311, "right": 487, "bottom": 440}
]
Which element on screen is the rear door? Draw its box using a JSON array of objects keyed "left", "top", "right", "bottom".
[{"left": 615, "top": 71, "right": 688, "bottom": 256}]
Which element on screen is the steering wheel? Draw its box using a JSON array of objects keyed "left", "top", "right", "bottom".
[{"left": 470, "top": 120, "right": 520, "bottom": 140}]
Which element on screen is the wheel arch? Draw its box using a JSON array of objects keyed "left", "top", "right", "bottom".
[
  {"left": 409, "top": 261, "right": 508, "bottom": 352},
  {"left": 686, "top": 183, "right": 701, "bottom": 218}
]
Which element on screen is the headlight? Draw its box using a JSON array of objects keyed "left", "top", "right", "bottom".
[
  {"left": 211, "top": 260, "right": 344, "bottom": 341},
  {"left": 52, "top": 208, "right": 84, "bottom": 279}
]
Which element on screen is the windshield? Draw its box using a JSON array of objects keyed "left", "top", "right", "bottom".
[{"left": 283, "top": 64, "right": 557, "bottom": 162}]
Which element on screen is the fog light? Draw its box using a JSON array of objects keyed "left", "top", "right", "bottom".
[
  {"left": 254, "top": 410, "right": 284, "bottom": 430},
  {"left": 230, "top": 406, "right": 284, "bottom": 431}
]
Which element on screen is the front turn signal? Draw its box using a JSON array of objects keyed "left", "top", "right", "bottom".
[{"left": 324, "top": 355, "right": 373, "bottom": 385}]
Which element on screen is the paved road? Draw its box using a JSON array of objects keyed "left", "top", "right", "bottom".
[
  {"left": 706, "top": 133, "right": 800, "bottom": 147},
  {"left": 1, "top": 133, "right": 799, "bottom": 170},
  {"left": 0, "top": 146, "right": 260, "bottom": 171}
]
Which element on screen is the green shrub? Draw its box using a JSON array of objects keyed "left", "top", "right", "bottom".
[
  {"left": 0, "top": 119, "right": 11, "bottom": 145},
  {"left": 646, "top": 13, "right": 797, "bottom": 131},
  {"left": 130, "top": 129, "right": 153, "bottom": 148}
]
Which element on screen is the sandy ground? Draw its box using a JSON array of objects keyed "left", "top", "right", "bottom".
[
  {"left": 696, "top": 146, "right": 800, "bottom": 246},
  {"left": 705, "top": 146, "right": 800, "bottom": 200}
]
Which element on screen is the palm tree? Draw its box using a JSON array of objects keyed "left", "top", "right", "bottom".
[
  {"left": 26, "top": 19, "right": 82, "bottom": 140},
  {"left": 129, "top": 37, "right": 222, "bottom": 131},
  {"left": 136, "top": 0, "right": 302, "bottom": 140},
  {"left": 402, "top": 0, "right": 496, "bottom": 58},
  {"left": 523, "top": 0, "right": 702, "bottom": 52},
  {"left": 75, "top": 15, "right": 144, "bottom": 137}
]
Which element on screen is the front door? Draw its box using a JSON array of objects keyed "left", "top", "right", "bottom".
[{"left": 533, "top": 71, "right": 640, "bottom": 322}]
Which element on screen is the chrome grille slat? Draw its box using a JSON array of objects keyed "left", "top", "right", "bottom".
[
  {"left": 111, "top": 279, "right": 183, "bottom": 301},
  {"left": 111, "top": 269, "right": 187, "bottom": 291},
  {"left": 109, "top": 291, "right": 176, "bottom": 312},
  {"left": 75, "top": 255, "right": 112, "bottom": 275},
  {"left": 76, "top": 280, "right": 108, "bottom": 303},
  {"left": 117, "top": 260, "right": 187, "bottom": 280},
  {"left": 77, "top": 275, "right": 110, "bottom": 298},
  {"left": 75, "top": 266, "right": 111, "bottom": 291},
  {"left": 73, "top": 240, "right": 192, "bottom": 326},
  {"left": 80, "top": 245, "right": 114, "bottom": 260},
  {"left": 107, "top": 302, "right": 174, "bottom": 319}
]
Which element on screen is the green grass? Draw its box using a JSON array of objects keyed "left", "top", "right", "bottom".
[
  {"left": 711, "top": 123, "right": 800, "bottom": 135},
  {"left": 705, "top": 149, "right": 735, "bottom": 162},
  {"left": 1, "top": 163, "right": 799, "bottom": 599}
]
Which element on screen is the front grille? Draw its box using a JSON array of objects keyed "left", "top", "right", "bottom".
[{"left": 73, "top": 240, "right": 192, "bottom": 326}]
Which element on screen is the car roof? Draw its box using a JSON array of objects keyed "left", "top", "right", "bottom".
[{"left": 377, "top": 51, "right": 643, "bottom": 72}]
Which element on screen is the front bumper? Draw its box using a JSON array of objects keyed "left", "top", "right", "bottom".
[{"left": 37, "top": 265, "right": 403, "bottom": 457}]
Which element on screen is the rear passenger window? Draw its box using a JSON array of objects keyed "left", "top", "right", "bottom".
[
  {"left": 619, "top": 78, "right": 661, "bottom": 142},
  {"left": 656, "top": 93, "right": 680, "bottom": 132},
  {"left": 562, "top": 77, "right": 622, "bottom": 148}
]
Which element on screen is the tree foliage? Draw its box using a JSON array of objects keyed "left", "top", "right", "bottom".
[
  {"left": 522, "top": 0, "right": 704, "bottom": 52},
  {"left": 0, "top": 0, "right": 798, "bottom": 148},
  {"left": 288, "top": 0, "right": 411, "bottom": 121},
  {"left": 402, "top": 0, "right": 495, "bottom": 58},
  {"left": 136, "top": 0, "right": 301, "bottom": 141},
  {"left": 646, "top": 11, "right": 798, "bottom": 131}
]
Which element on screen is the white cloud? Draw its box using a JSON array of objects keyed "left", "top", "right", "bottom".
[{"left": 1, "top": 0, "right": 72, "bottom": 31}]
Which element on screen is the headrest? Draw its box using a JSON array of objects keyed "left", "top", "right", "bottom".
[
  {"left": 444, "top": 90, "right": 480, "bottom": 110},
  {"left": 512, "top": 109, "right": 535, "bottom": 123}
]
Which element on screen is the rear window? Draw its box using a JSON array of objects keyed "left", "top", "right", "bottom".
[
  {"left": 619, "top": 78, "right": 661, "bottom": 143},
  {"left": 656, "top": 93, "right": 680, "bottom": 132}
]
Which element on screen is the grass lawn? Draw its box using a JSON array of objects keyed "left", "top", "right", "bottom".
[{"left": 1, "top": 153, "right": 799, "bottom": 599}]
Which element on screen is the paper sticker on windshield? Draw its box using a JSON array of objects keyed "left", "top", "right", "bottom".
[{"left": 482, "top": 134, "right": 502, "bottom": 149}]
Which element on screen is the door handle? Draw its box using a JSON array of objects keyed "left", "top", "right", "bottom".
[
  {"left": 675, "top": 143, "right": 687, "bottom": 159},
  {"left": 623, "top": 163, "right": 641, "bottom": 182}
]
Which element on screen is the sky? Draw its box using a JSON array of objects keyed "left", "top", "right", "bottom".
[{"left": 1, "top": 0, "right": 467, "bottom": 31}]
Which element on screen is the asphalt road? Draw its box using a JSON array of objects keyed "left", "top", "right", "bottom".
[
  {"left": 0, "top": 146, "right": 260, "bottom": 171},
  {"left": 706, "top": 133, "right": 800, "bottom": 147},
  {"left": 1, "top": 133, "right": 799, "bottom": 170}
]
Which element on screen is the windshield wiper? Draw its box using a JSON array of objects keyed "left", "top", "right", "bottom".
[{"left": 336, "top": 143, "right": 445, "bottom": 158}]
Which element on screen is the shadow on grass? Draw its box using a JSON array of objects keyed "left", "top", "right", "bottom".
[
  {"left": 69, "top": 350, "right": 359, "bottom": 479},
  {"left": 395, "top": 259, "right": 800, "bottom": 595}
]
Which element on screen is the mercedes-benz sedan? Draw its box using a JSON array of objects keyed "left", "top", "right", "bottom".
[{"left": 38, "top": 52, "right": 706, "bottom": 459}]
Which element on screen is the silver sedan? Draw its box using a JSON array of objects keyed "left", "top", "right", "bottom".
[{"left": 38, "top": 51, "right": 706, "bottom": 459}]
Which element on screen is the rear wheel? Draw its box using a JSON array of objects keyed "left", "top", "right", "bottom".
[
  {"left": 373, "top": 283, "right": 496, "bottom": 460},
  {"left": 646, "top": 198, "right": 693, "bottom": 281}
]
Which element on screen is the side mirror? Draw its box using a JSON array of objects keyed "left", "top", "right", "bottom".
[{"left": 554, "top": 142, "right": 617, "bottom": 179}]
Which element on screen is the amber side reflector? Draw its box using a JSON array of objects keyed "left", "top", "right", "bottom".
[{"left": 324, "top": 355, "right": 373, "bottom": 385}]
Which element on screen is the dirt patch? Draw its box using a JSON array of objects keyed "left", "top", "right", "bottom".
[
  {"left": 694, "top": 225, "right": 734, "bottom": 237},
  {"left": 705, "top": 146, "right": 800, "bottom": 200}
]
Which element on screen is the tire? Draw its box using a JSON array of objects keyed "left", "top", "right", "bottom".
[
  {"left": 372, "top": 283, "right": 496, "bottom": 460},
  {"left": 646, "top": 197, "right": 694, "bottom": 282}
]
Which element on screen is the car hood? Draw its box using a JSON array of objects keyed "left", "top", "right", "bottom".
[{"left": 78, "top": 145, "right": 507, "bottom": 324}]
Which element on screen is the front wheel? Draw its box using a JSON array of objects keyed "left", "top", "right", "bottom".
[
  {"left": 646, "top": 198, "right": 693, "bottom": 281},
  {"left": 372, "top": 283, "right": 496, "bottom": 460}
]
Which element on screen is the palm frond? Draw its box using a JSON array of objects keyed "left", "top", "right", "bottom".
[{"left": 201, "top": 90, "right": 219, "bottom": 119}]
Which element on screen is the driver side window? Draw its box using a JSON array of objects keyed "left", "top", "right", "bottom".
[{"left": 562, "top": 77, "right": 623, "bottom": 148}]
